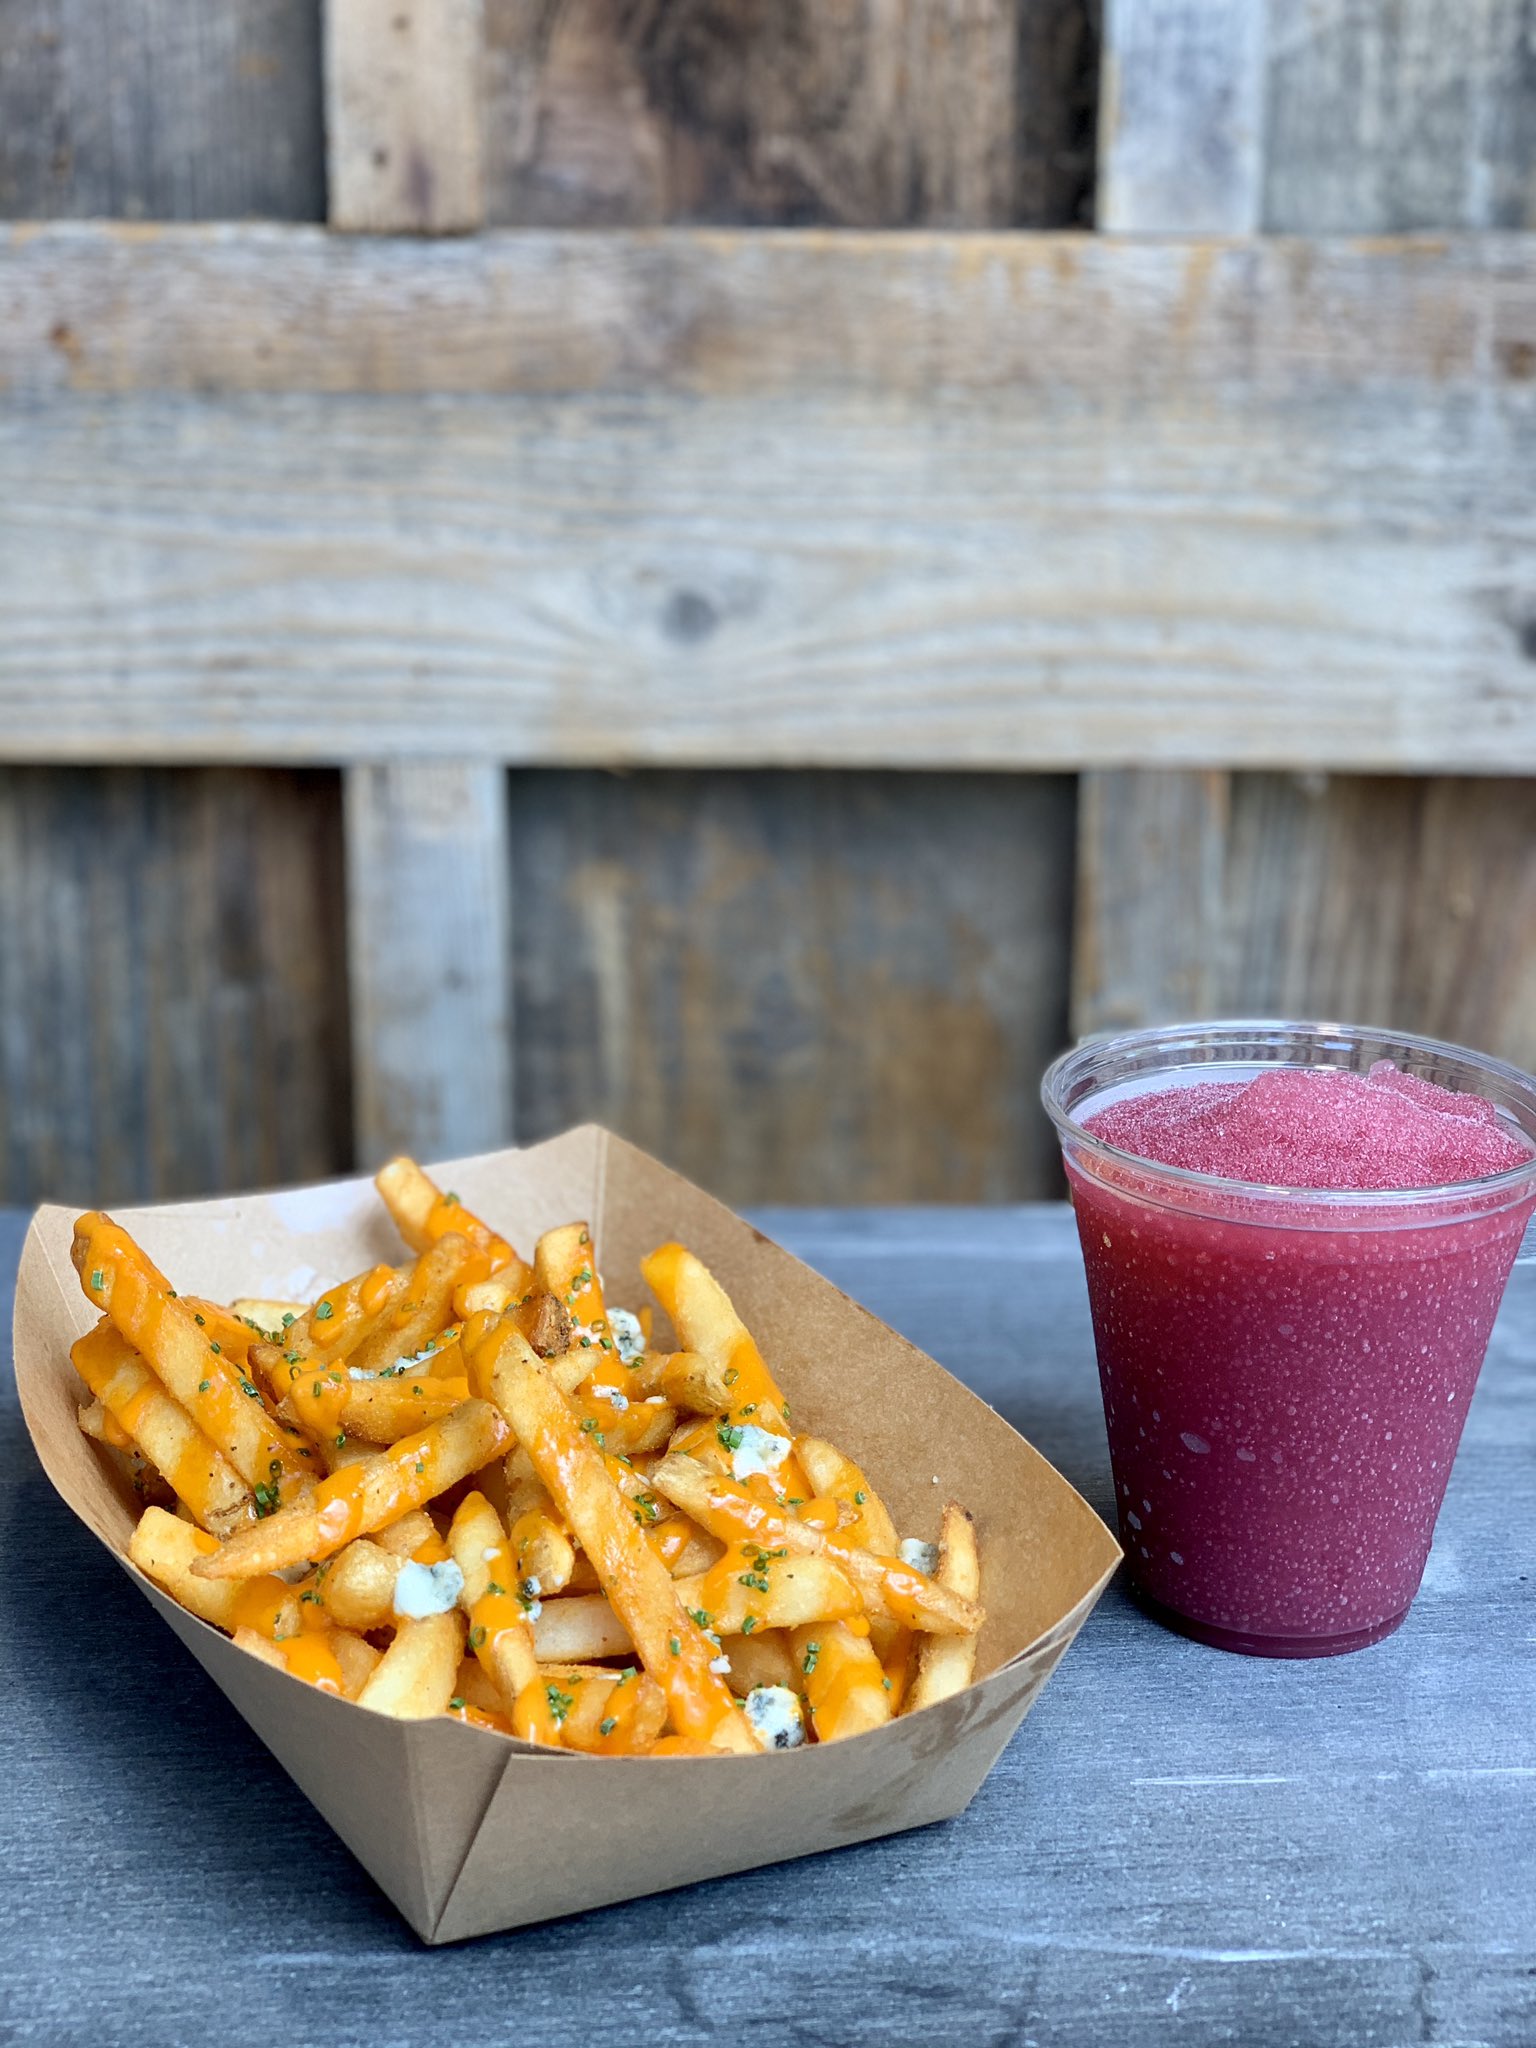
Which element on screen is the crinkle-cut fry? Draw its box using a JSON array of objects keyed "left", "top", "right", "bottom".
[
  {"left": 794, "top": 1435, "right": 899, "bottom": 1557},
  {"left": 530, "top": 1594, "right": 632, "bottom": 1661},
  {"left": 448, "top": 1491, "right": 540, "bottom": 1707},
  {"left": 791, "top": 1621, "right": 894, "bottom": 1741},
  {"left": 905, "top": 1503, "right": 982, "bottom": 1714},
  {"left": 129, "top": 1507, "right": 301, "bottom": 1639},
  {"left": 311, "top": 1538, "right": 401, "bottom": 1630},
  {"left": 721, "top": 1627, "right": 800, "bottom": 1697},
  {"left": 650, "top": 1454, "right": 984, "bottom": 1637},
  {"left": 230, "top": 1298, "right": 309, "bottom": 1342},
  {"left": 375, "top": 1157, "right": 516, "bottom": 1269},
  {"left": 356, "top": 1610, "right": 465, "bottom": 1719},
  {"left": 74, "top": 1322, "right": 255, "bottom": 1535},
  {"left": 639, "top": 1243, "right": 794, "bottom": 1439},
  {"left": 676, "top": 1551, "right": 862, "bottom": 1636},
  {"left": 483, "top": 1324, "right": 758, "bottom": 1753},
  {"left": 72, "top": 1214, "right": 310, "bottom": 1504},
  {"left": 512, "top": 1665, "right": 668, "bottom": 1753},
  {"left": 190, "top": 1399, "right": 509, "bottom": 1580}
]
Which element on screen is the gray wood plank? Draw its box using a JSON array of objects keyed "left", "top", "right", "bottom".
[
  {"left": 3, "top": 1205, "right": 1533, "bottom": 2044},
  {"left": 5, "top": 228, "right": 1536, "bottom": 774},
  {"left": 0, "top": 765, "right": 352, "bottom": 1207},
  {"left": 344, "top": 761, "right": 514, "bottom": 1166},
  {"left": 508, "top": 769, "right": 1076, "bottom": 1203},
  {"left": 0, "top": 0, "right": 325, "bottom": 220},
  {"left": 1098, "top": 0, "right": 1268, "bottom": 232},
  {"left": 1265, "top": 0, "right": 1536, "bottom": 233}
]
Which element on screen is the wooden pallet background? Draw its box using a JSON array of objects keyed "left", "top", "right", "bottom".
[{"left": 2, "top": 0, "right": 1534, "bottom": 1207}]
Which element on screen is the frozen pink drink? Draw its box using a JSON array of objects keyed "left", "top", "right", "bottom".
[{"left": 1043, "top": 1025, "right": 1536, "bottom": 1657}]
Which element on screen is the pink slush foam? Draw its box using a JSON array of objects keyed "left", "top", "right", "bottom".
[{"left": 1086, "top": 1061, "right": 1529, "bottom": 1191}]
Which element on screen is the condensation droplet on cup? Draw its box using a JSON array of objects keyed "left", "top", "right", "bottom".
[{"left": 1180, "top": 1432, "right": 1211, "bottom": 1455}]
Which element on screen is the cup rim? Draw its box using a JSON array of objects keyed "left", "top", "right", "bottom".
[{"left": 1040, "top": 1017, "right": 1536, "bottom": 1216}]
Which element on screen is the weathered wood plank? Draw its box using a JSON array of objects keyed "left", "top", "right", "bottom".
[
  {"left": 1098, "top": 0, "right": 1268, "bottom": 232},
  {"left": 4, "top": 228, "right": 1536, "bottom": 774},
  {"left": 343, "top": 762, "right": 513, "bottom": 1166},
  {"left": 1265, "top": 0, "right": 1536, "bottom": 233},
  {"left": 507, "top": 769, "right": 1076, "bottom": 1203},
  {"left": 6, "top": 1207, "right": 1535, "bottom": 2041},
  {"left": 325, "top": 0, "right": 485, "bottom": 233},
  {"left": 0, "top": 0, "right": 325, "bottom": 221},
  {"left": 15, "top": 223, "right": 1536, "bottom": 400},
  {"left": 1071, "top": 770, "right": 1229, "bottom": 1037},
  {"left": 481, "top": 0, "right": 1095, "bottom": 229},
  {"left": 1075, "top": 772, "right": 1536, "bottom": 1075},
  {"left": 0, "top": 766, "right": 351, "bottom": 1207}
]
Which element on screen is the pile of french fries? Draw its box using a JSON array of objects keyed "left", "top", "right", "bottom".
[{"left": 70, "top": 1160, "right": 984, "bottom": 1756}]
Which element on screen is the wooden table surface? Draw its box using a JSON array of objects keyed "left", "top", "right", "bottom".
[{"left": 4, "top": 1205, "right": 1533, "bottom": 2047}]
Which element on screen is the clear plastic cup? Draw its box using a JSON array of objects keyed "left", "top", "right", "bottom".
[{"left": 1042, "top": 1021, "right": 1536, "bottom": 1658}]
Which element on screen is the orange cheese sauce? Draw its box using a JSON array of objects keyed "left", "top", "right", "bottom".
[
  {"left": 880, "top": 1626, "right": 914, "bottom": 1712},
  {"left": 292, "top": 1364, "right": 349, "bottom": 1445},
  {"left": 449, "top": 1700, "right": 513, "bottom": 1736},
  {"left": 797, "top": 1496, "right": 842, "bottom": 1533},
  {"left": 468, "top": 1590, "right": 529, "bottom": 1685},
  {"left": 511, "top": 1679, "right": 564, "bottom": 1747},
  {"left": 229, "top": 1577, "right": 297, "bottom": 1639},
  {"left": 802, "top": 1627, "right": 885, "bottom": 1739},
  {"left": 520, "top": 1389, "right": 745, "bottom": 1749},
  {"left": 424, "top": 1193, "right": 514, "bottom": 1272},
  {"left": 359, "top": 1264, "right": 396, "bottom": 1316},
  {"left": 646, "top": 1520, "right": 695, "bottom": 1570},
  {"left": 278, "top": 1635, "right": 344, "bottom": 1695}
]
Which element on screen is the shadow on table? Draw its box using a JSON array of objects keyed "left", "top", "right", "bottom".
[{"left": 0, "top": 1401, "right": 412, "bottom": 1944}]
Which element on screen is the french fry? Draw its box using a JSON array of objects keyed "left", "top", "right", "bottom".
[
  {"left": 512, "top": 1665, "right": 669, "bottom": 1753},
  {"left": 356, "top": 1611, "right": 465, "bottom": 1719},
  {"left": 342, "top": 1236, "right": 474, "bottom": 1383},
  {"left": 447, "top": 1491, "right": 540, "bottom": 1709},
  {"left": 129, "top": 1507, "right": 301, "bottom": 1640},
  {"left": 674, "top": 1553, "right": 862, "bottom": 1636},
  {"left": 574, "top": 1394, "right": 677, "bottom": 1458},
  {"left": 231, "top": 1299, "right": 309, "bottom": 1342},
  {"left": 72, "top": 1215, "right": 310, "bottom": 1506},
  {"left": 191, "top": 1400, "right": 509, "bottom": 1579},
  {"left": 373, "top": 1509, "right": 440, "bottom": 1559},
  {"left": 453, "top": 1263, "right": 535, "bottom": 1322},
  {"left": 905, "top": 1504, "right": 982, "bottom": 1715},
  {"left": 311, "top": 1539, "right": 401, "bottom": 1630},
  {"left": 180, "top": 1300, "right": 258, "bottom": 1365},
  {"left": 721, "top": 1627, "right": 800, "bottom": 1697},
  {"left": 375, "top": 1157, "right": 515, "bottom": 1268},
  {"left": 791, "top": 1621, "right": 894, "bottom": 1742},
  {"left": 483, "top": 1324, "right": 758, "bottom": 1753},
  {"left": 650, "top": 1519, "right": 725, "bottom": 1578},
  {"left": 453, "top": 1657, "right": 508, "bottom": 1716},
  {"left": 506, "top": 1508, "right": 576, "bottom": 1597},
  {"left": 314, "top": 1375, "right": 470, "bottom": 1445},
  {"left": 657, "top": 1350, "right": 737, "bottom": 1416},
  {"left": 73, "top": 1323, "right": 254, "bottom": 1535},
  {"left": 650, "top": 1454, "right": 984, "bottom": 1637},
  {"left": 640, "top": 1243, "right": 794, "bottom": 1438},
  {"left": 529, "top": 1597, "right": 630, "bottom": 1661},
  {"left": 282, "top": 1261, "right": 406, "bottom": 1363},
  {"left": 794, "top": 1435, "right": 900, "bottom": 1557},
  {"left": 330, "top": 1629, "right": 382, "bottom": 1700},
  {"left": 76, "top": 1396, "right": 133, "bottom": 1449}
]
